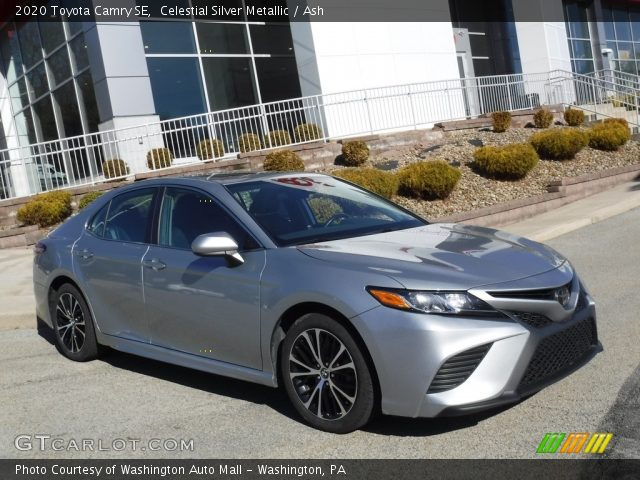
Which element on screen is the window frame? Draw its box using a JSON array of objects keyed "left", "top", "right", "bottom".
[
  {"left": 86, "top": 200, "right": 109, "bottom": 238},
  {"left": 151, "top": 185, "right": 263, "bottom": 253},
  {"left": 85, "top": 187, "right": 159, "bottom": 245}
]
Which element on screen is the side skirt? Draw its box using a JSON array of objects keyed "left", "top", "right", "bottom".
[{"left": 96, "top": 331, "right": 278, "bottom": 388}]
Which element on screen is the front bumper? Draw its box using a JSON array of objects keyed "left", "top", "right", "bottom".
[{"left": 351, "top": 275, "right": 599, "bottom": 418}]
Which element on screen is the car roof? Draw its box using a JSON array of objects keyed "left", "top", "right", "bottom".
[{"left": 152, "top": 171, "right": 329, "bottom": 186}]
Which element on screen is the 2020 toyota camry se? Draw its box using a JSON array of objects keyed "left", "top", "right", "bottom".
[{"left": 33, "top": 172, "right": 600, "bottom": 433}]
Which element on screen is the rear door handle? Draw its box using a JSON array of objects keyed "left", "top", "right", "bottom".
[
  {"left": 142, "top": 258, "right": 166, "bottom": 271},
  {"left": 75, "top": 249, "right": 93, "bottom": 259}
]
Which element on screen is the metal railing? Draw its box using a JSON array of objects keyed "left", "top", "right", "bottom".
[
  {"left": 590, "top": 69, "right": 640, "bottom": 90},
  {"left": 547, "top": 69, "right": 640, "bottom": 124},
  {"left": 1, "top": 69, "right": 638, "bottom": 202}
]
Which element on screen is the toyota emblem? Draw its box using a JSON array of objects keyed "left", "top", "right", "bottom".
[{"left": 554, "top": 286, "right": 571, "bottom": 307}]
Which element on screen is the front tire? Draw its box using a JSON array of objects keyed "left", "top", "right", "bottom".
[
  {"left": 280, "top": 313, "right": 375, "bottom": 433},
  {"left": 50, "top": 284, "right": 100, "bottom": 362}
]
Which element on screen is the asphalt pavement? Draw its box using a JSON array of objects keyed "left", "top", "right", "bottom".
[{"left": 0, "top": 206, "right": 639, "bottom": 459}]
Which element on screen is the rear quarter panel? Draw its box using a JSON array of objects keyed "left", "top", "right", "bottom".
[{"left": 33, "top": 202, "right": 99, "bottom": 327}]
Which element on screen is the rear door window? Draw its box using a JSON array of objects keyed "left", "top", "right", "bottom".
[
  {"left": 102, "top": 188, "right": 155, "bottom": 243},
  {"left": 87, "top": 203, "right": 108, "bottom": 237}
]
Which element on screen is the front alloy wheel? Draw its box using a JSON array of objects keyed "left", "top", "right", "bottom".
[{"left": 281, "top": 313, "right": 375, "bottom": 433}]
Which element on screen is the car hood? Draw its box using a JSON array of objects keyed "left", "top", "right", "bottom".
[{"left": 297, "top": 224, "right": 565, "bottom": 290}]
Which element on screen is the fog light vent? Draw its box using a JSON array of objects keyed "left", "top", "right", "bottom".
[{"left": 427, "top": 343, "right": 492, "bottom": 394}]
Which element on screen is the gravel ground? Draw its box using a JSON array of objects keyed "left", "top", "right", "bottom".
[{"left": 330, "top": 126, "right": 640, "bottom": 220}]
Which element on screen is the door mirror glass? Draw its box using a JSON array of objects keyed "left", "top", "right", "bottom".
[{"left": 191, "top": 232, "right": 244, "bottom": 265}]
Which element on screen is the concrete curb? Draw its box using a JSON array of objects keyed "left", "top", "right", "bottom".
[
  {"left": 520, "top": 194, "right": 640, "bottom": 242},
  {"left": 436, "top": 164, "right": 640, "bottom": 227}
]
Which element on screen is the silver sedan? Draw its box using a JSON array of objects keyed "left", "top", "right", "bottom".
[{"left": 33, "top": 173, "right": 600, "bottom": 433}]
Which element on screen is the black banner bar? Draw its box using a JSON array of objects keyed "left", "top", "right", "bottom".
[
  {"left": 3, "top": 0, "right": 629, "bottom": 23},
  {"left": 3, "top": 459, "right": 640, "bottom": 480}
]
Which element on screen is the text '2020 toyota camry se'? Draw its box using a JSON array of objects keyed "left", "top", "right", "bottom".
[{"left": 33, "top": 173, "right": 600, "bottom": 433}]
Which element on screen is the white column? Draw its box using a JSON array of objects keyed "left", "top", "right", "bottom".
[
  {"left": 84, "top": 14, "right": 161, "bottom": 173},
  {"left": 513, "top": 1, "right": 572, "bottom": 74},
  {"left": 0, "top": 70, "right": 35, "bottom": 197},
  {"left": 290, "top": 3, "right": 461, "bottom": 136}
]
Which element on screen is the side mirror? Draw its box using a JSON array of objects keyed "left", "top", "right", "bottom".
[{"left": 191, "top": 232, "right": 244, "bottom": 266}]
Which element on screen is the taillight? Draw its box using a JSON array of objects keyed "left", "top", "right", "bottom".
[{"left": 33, "top": 241, "right": 46, "bottom": 254}]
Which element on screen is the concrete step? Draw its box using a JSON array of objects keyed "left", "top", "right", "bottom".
[{"left": 576, "top": 104, "right": 638, "bottom": 129}]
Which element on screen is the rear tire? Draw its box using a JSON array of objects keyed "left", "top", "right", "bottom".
[
  {"left": 280, "top": 313, "right": 375, "bottom": 433},
  {"left": 50, "top": 284, "right": 100, "bottom": 362}
]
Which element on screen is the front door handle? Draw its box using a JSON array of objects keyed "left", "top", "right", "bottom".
[
  {"left": 75, "top": 249, "right": 93, "bottom": 259},
  {"left": 142, "top": 258, "right": 166, "bottom": 271}
]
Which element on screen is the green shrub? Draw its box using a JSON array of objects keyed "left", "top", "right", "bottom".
[
  {"left": 529, "top": 128, "right": 589, "bottom": 160},
  {"left": 473, "top": 143, "right": 539, "bottom": 180},
  {"left": 564, "top": 108, "right": 585, "bottom": 127},
  {"left": 603, "top": 117, "right": 629, "bottom": 129},
  {"left": 263, "top": 150, "right": 305, "bottom": 171},
  {"left": 238, "top": 133, "right": 261, "bottom": 153},
  {"left": 78, "top": 191, "right": 104, "bottom": 210},
  {"left": 588, "top": 123, "right": 631, "bottom": 151},
  {"left": 397, "top": 160, "right": 461, "bottom": 200},
  {"left": 36, "top": 190, "right": 72, "bottom": 205},
  {"left": 196, "top": 139, "right": 224, "bottom": 160},
  {"left": 533, "top": 108, "right": 554, "bottom": 129},
  {"left": 294, "top": 123, "right": 323, "bottom": 142},
  {"left": 341, "top": 141, "right": 370, "bottom": 166},
  {"left": 102, "top": 159, "right": 129, "bottom": 179},
  {"left": 308, "top": 196, "right": 343, "bottom": 223},
  {"left": 491, "top": 111, "right": 512, "bottom": 133},
  {"left": 264, "top": 130, "right": 292, "bottom": 148},
  {"left": 333, "top": 168, "right": 399, "bottom": 199},
  {"left": 16, "top": 190, "right": 72, "bottom": 228},
  {"left": 146, "top": 148, "right": 173, "bottom": 170}
]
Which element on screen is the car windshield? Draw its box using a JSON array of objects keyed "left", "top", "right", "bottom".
[{"left": 225, "top": 174, "right": 425, "bottom": 247}]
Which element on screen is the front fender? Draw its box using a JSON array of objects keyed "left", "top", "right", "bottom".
[{"left": 258, "top": 248, "right": 405, "bottom": 382}]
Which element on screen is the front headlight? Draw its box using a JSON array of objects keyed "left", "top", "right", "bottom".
[{"left": 367, "top": 287, "right": 497, "bottom": 315}]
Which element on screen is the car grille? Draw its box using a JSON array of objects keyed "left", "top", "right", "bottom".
[
  {"left": 509, "top": 284, "right": 591, "bottom": 328},
  {"left": 518, "top": 317, "right": 597, "bottom": 389},
  {"left": 512, "top": 312, "right": 553, "bottom": 328},
  {"left": 427, "top": 343, "right": 492, "bottom": 394},
  {"left": 488, "top": 282, "right": 572, "bottom": 301}
]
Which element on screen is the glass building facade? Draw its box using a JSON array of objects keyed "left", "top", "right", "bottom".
[
  {"left": 0, "top": 4, "right": 303, "bottom": 197},
  {"left": 562, "top": 0, "right": 640, "bottom": 76},
  {"left": 139, "top": 3, "right": 301, "bottom": 121},
  {"left": 1, "top": 19, "right": 100, "bottom": 146},
  {"left": 602, "top": 0, "right": 640, "bottom": 75},
  {"left": 564, "top": 0, "right": 597, "bottom": 74},
  {"left": 0, "top": 3, "right": 302, "bottom": 147}
]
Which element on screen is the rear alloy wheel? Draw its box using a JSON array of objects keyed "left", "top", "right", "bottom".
[
  {"left": 281, "top": 313, "right": 375, "bottom": 433},
  {"left": 51, "top": 284, "right": 100, "bottom": 362}
]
